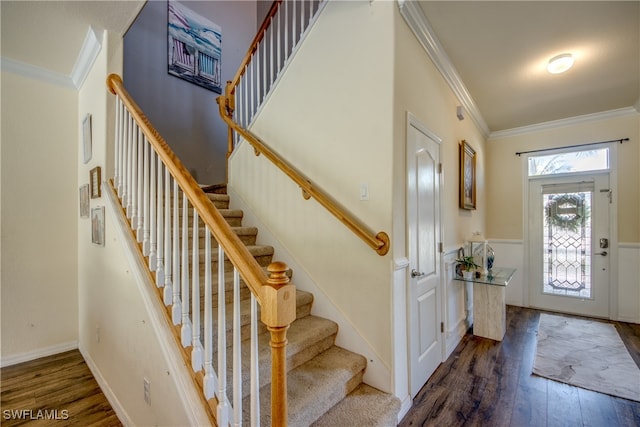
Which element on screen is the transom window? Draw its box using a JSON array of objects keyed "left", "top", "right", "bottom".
[{"left": 528, "top": 148, "right": 609, "bottom": 177}]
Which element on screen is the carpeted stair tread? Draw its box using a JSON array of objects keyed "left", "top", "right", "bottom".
[
  {"left": 219, "top": 315, "right": 339, "bottom": 399},
  {"left": 201, "top": 289, "right": 314, "bottom": 337},
  {"left": 245, "top": 346, "right": 366, "bottom": 427},
  {"left": 311, "top": 384, "right": 401, "bottom": 427}
]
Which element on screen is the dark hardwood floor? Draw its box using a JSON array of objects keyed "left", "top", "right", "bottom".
[
  {"left": 399, "top": 306, "right": 640, "bottom": 427},
  {"left": 2, "top": 308, "right": 638, "bottom": 427},
  {"left": 1, "top": 350, "right": 121, "bottom": 426}
]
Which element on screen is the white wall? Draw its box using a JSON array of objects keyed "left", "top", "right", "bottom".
[
  {"left": 77, "top": 31, "right": 205, "bottom": 425},
  {"left": 0, "top": 71, "right": 79, "bottom": 364}
]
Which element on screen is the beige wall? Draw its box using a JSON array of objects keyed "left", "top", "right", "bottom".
[
  {"left": 486, "top": 113, "right": 640, "bottom": 242},
  {"left": 393, "top": 6, "right": 487, "bottom": 252},
  {"left": 1, "top": 71, "right": 78, "bottom": 361},
  {"left": 231, "top": 0, "right": 396, "bottom": 386}
]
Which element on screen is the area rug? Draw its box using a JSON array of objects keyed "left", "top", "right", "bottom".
[{"left": 533, "top": 313, "right": 640, "bottom": 402}]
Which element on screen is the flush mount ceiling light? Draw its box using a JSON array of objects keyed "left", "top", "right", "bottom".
[{"left": 547, "top": 53, "right": 574, "bottom": 74}]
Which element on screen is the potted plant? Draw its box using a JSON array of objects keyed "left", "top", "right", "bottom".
[{"left": 456, "top": 256, "right": 480, "bottom": 280}]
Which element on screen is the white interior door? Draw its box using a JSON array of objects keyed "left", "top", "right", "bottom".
[
  {"left": 407, "top": 116, "right": 443, "bottom": 397},
  {"left": 528, "top": 173, "right": 610, "bottom": 317}
]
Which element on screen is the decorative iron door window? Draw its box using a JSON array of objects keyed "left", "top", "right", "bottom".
[{"left": 542, "top": 189, "right": 592, "bottom": 298}]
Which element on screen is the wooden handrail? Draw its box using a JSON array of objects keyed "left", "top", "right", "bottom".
[
  {"left": 228, "top": 0, "right": 283, "bottom": 96},
  {"left": 107, "top": 74, "right": 269, "bottom": 303},
  {"left": 108, "top": 73, "right": 294, "bottom": 426},
  {"left": 217, "top": 95, "right": 390, "bottom": 256}
]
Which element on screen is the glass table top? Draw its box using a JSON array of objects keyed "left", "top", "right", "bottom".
[{"left": 454, "top": 267, "right": 516, "bottom": 287}]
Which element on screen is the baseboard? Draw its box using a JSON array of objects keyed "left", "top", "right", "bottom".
[
  {"left": 397, "top": 394, "right": 413, "bottom": 423},
  {"left": 0, "top": 341, "right": 78, "bottom": 368},
  {"left": 78, "top": 344, "right": 132, "bottom": 426}
]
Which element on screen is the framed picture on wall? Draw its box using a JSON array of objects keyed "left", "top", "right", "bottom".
[
  {"left": 91, "top": 206, "right": 105, "bottom": 246},
  {"left": 167, "top": 0, "right": 223, "bottom": 94},
  {"left": 459, "top": 140, "right": 476, "bottom": 210},
  {"left": 90, "top": 166, "right": 101, "bottom": 199},
  {"left": 79, "top": 184, "right": 90, "bottom": 218},
  {"left": 82, "top": 113, "right": 92, "bottom": 164}
]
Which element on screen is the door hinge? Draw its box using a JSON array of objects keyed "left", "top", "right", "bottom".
[
  {"left": 438, "top": 242, "right": 443, "bottom": 253},
  {"left": 600, "top": 189, "right": 612, "bottom": 203},
  {"left": 438, "top": 163, "right": 443, "bottom": 174},
  {"left": 441, "top": 322, "right": 444, "bottom": 333}
]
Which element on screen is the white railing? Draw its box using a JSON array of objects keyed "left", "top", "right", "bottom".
[
  {"left": 109, "top": 74, "right": 296, "bottom": 426},
  {"left": 227, "top": 0, "right": 327, "bottom": 148}
]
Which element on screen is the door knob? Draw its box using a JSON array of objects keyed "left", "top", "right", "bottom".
[
  {"left": 411, "top": 269, "right": 425, "bottom": 278},
  {"left": 594, "top": 251, "right": 608, "bottom": 256}
]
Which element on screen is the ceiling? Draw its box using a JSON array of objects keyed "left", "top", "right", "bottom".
[
  {"left": 417, "top": 1, "right": 640, "bottom": 134},
  {"left": 1, "top": 1, "right": 144, "bottom": 75},
  {"left": 1, "top": 1, "right": 638, "bottom": 135}
]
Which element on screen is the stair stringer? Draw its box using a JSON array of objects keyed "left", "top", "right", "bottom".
[
  {"left": 103, "top": 183, "right": 211, "bottom": 426},
  {"left": 226, "top": 185, "right": 392, "bottom": 394}
]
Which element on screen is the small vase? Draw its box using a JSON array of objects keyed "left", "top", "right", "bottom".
[
  {"left": 487, "top": 247, "right": 495, "bottom": 270},
  {"left": 462, "top": 270, "right": 474, "bottom": 280}
]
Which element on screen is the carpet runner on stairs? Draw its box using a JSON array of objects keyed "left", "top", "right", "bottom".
[{"left": 198, "top": 185, "right": 401, "bottom": 426}]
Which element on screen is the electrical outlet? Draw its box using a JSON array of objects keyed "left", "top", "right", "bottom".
[{"left": 143, "top": 378, "right": 151, "bottom": 405}]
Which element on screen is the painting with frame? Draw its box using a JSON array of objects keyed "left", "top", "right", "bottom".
[{"left": 459, "top": 140, "right": 476, "bottom": 210}]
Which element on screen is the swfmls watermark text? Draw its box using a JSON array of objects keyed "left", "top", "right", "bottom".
[{"left": 2, "top": 409, "right": 70, "bottom": 421}]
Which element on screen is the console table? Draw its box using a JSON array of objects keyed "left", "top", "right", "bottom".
[{"left": 454, "top": 267, "right": 516, "bottom": 341}]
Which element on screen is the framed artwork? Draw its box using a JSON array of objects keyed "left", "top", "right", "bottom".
[
  {"left": 82, "top": 113, "right": 92, "bottom": 164},
  {"left": 168, "top": 0, "right": 223, "bottom": 93},
  {"left": 91, "top": 206, "right": 105, "bottom": 246},
  {"left": 90, "top": 166, "right": 101, "bottom": 199},
  {"left": 79, "top": 184, "right": 90, "bottom": 218},
  {"left": 459, "top": 140, "right": 476, "bottom": 210}
]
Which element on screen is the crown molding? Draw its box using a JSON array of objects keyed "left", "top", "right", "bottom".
[
  {"left": 489, "top": 107, "right": 640, "bottom": 140},
  {"left": 1, "top": 56, "right": 75, "bottom": 89},
  {"left": 397, "top": 0, "right": 490, "bottom": 138},
  {"left": 71, "top": 27, "right": 103, "bottom": 89},
  {"left": 1, "top": 27, "right": 102, "bottom": 90}
]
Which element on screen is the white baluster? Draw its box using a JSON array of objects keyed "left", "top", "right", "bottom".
[
  {"left": 300, "top": 0, "right": 305, "bottom": 41},
  {"left": 203, "top": 226, "right": 215, "bottom": 399},
  {"left": 163, "top": 169, "right": 173, "bottom": 305},
  {"left": 130, "top": 122, "right": 139, "bottom": 229},
  {"left": 114, "top": 98, "right": 121, "bottom": 193},
  {"left": 181, "top": 193, "right": 192, "bottom": 347},
  {"left": 233, "top": 268, "right": 242, "bottom": 426},
  {"left": 277, "top": 6, "right": 281, "bottom": 73},
  {"left": 191, "top": 211, "right": 203, "bottom": 371},
  {"left": 142, "top": 138, "right": 151, "bottom": 256},
  {"left": 263, "top": 22, "right": 268, "bottom": 102},
  {"left": 126, "top": 115, "right": 134, "bottom": 216},
  {"left": 268, "top": 19, "right": 274, "bottom": 93},
  {"left": 121, "top": 112, "right": 129, "bottom": 207},
  {"left": 172, "top": 181, "right": 182, "bottom": 325},
  {"left": 156, "top": 157, "right": 165, "bottom": 285},
  {"left": 149, "top": 149, "right": 157, "bottom": 271},
  {"left": 250, "top": 293, "right": 260, "bottom": 427},
  {"left": 217, "top": 246, "right": 229, "bottom": 426},
  {"left": 292, "top": 0, "right": 297, "bottom": 50},
  {"left": 284, "top": 0, "right": 289, "bottom": 58},
  {"left": 256, "top": 47, "right": 261, "bottom": 108},
  {"left": 136, "top": 128, "right": 144, "bottom": 241}
]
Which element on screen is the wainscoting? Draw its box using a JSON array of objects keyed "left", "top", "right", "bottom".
[{"left": 441, "top": 240, "right": 638, "bottom": 357}]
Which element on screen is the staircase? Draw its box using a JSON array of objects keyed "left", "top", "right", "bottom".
[{"left": 201, "top": 185, "right": 400, "bottom": 426}]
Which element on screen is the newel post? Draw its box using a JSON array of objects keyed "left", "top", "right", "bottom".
[{"left": 262, "top": 261, "right": 296, "bottom": 427}]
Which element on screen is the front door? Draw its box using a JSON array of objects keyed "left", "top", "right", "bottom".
[
  {"left": 528, "top": 174, "right": 610, "bottom": 317},
  {"left": 407, "top": 115, "right": 443, "bottom": 397}
]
